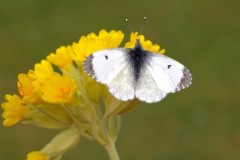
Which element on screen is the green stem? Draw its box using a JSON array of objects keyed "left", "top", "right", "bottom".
[{"left": 104, "top": 141, "right": 120, "bottom": 160}]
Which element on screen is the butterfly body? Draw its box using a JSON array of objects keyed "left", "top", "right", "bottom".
[
  {"left": 83, "top": 41, "right": 192, "bottom": 103},
  {"left": 129, "top": 40, "right": 148, "bottom": 82}
]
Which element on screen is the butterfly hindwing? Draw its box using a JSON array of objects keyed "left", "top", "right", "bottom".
[
  {"left": 83, "top": 48, "right": 135, "bottom": 101},
  {"left": 108, "top": 61, "right": 135, "bottom": 101},
  {"left": 135, "top": 67, "right": 167, "bottom": 103}
]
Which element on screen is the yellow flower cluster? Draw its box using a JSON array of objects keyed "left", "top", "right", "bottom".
[
  {"left": 125, "top": 32, "right": 166, "bottom": 54},
  {"left": 72, "top": 30, "right": 124, "bottom": 65},
  {"left": 1, "top": 29, "right": 165, "bottom": 160}
]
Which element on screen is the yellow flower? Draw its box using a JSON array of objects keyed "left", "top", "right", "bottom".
[
  {"left": 18, "top": 60, "right": 56, "bottom": 103},
  {"left": 47, "top": 45, "right": 73, "bottom": 69},
  {"left": 27, "top": 151, "right": 47, "bottom": 160},
  {"left": 41, "top": 73, "right": 77, "bottom": 104},
  {"left": 1, "top": 94, "right": 29, "bottom": 127},
  {"left": 98, "top": 29, "right": 124, "bottom": 48},
  {"left": 125, "top": 32, "right": 166, "bottom": 54},
  {"left": 28, "top": 60, "right": 54, "bottom": 83},
  {"left": 17, "top": 73, "right": 41, "bottom": 103},
  {"left": 72, "top": 29, "right": 124, "bottom": 65}
]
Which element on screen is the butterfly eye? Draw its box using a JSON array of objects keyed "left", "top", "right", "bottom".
[
  {"left": 105, "top": 55, "right": 108, "bottom": 60},
  {"left": 167, "top": 65, "right": 171, "bottom": 69}
]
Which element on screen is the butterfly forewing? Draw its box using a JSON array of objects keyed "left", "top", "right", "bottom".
[
  {"left": 84, "top": 49, "right": 128, "bottom": 83},
  {"left": 83, "top": 48, "right": 135, "bottom": 101},
  {"left": 135, "top": 52, "right": 192, "bottom": 101}
]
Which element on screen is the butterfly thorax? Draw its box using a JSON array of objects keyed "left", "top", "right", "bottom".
[{"left": 129, "top": 40, "right": 148, "bottom": 83}]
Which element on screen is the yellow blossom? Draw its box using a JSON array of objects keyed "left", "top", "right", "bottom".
[
  {"left": 28, "top": 60, "right": 54, "bottom": 83},
  {"left": 71, "top": 35, "right": 104, "bottom": 64},
  {"left": 72, "top": 29, "right": 124, "bottom": 65},
  {"left": 17, "top": 73, "right": 41, "bottom": 103},
  {"left": 98, "top": 29, "right": 124, "bottom": 48},
  {"left": 41, "top": 73, "right": 77, "bottom": 104},
  {"left": 1, "top": 94, "right": 29, "bottom": 127},
  {"left": 47, "top": 45, "right": 73, "bottom": 69},
  {"left": 27, "top": 151, "right": 47, "bottom": 160},
  {"left": 18, "top": 73, "right": 34, "bottom": 97},
  {"left": 125, "top": 32, "right": 166, "bottom": 54},
  {"left": 20, "top": 60, "right": 55, "bottom": 103}
]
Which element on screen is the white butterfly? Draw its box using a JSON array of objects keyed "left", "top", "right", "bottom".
[{"left": 83, "top": 40, "right": 192, "bottom": 103}]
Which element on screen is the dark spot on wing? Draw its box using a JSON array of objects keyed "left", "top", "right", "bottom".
[
  {"left": 175, "top": 67, "right": 192, "bottom": 92},
  {"left": 167, "top": 65, "right": 171, "bottom": 69},
  {"left": 105, "top": 55, "right": 108, "bottom": 60},
  {"left": 83, "top": 54, "right": 95, "bottom": 77}
]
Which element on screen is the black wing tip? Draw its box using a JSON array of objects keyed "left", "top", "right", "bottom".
[
  {"left": 175, "top": 67, "right": 192, "bottom": 92},
  {"left": 83, "top": 54, "right": 96, "bottom": 78}
]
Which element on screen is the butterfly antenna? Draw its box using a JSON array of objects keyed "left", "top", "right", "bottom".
[
  {"left": 125, "top": 18, "right": 134, "bottom": 33},
  {"left": 139, "top": 16, "right": 147, "bottom": 35}
]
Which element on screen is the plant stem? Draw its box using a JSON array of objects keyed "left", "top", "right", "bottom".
[{"left": 104, "top": 141, "right": 120, "bottom": 160}]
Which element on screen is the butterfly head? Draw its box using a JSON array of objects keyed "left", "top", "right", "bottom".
[{"left": 133, "top": 38, "right": 144, "bottom": 52}]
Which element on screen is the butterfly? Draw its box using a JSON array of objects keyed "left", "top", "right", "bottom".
[{"left": 83, "top": 40, "right": 192, "bottom": 103}]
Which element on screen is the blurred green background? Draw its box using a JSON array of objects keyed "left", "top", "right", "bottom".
[{"left": 0, "top": 0, "right": 240, "bottom": 159}]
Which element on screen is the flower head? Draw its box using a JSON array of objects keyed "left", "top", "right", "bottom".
[
  {"left": 28, "top": 60, "right": 54, "bottom": 83},
  {"left": 41, "top": 73, "right": 77, "bottom": 104},
  {"left": 47, "top": 45, "right": 73, "bottom": 70},
  {"left": 17, "top": 73, "right": 41, "bottom": 103},
  {"left": 1, "top": 94, "right": 29, "bottom": 127},
  {"left": 98, "top": 29, "right": 124, "bottom": 48},
  {"left": 1, "top": 29, "right": 167, "bottom": 160},
  {"left": 125, "top": 32, "right": 166, "bottom": 54},
  {"left": 72, "top": 29, "right": 124, "bottom": 65}
]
